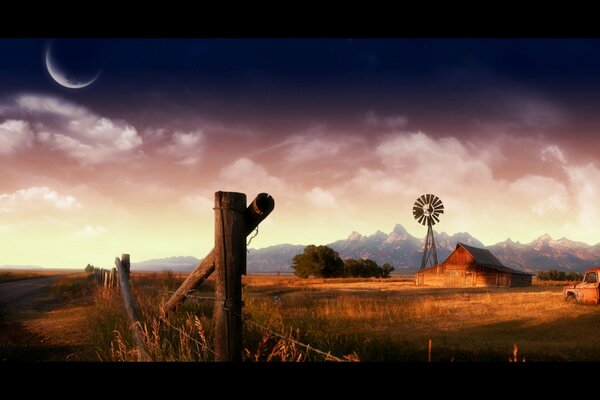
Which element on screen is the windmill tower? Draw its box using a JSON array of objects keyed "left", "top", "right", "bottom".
[{"left": 412, "top": 194, "right": 444, "bottom": 270}]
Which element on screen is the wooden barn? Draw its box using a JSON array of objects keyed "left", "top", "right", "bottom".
[{"left": 415, "top": 243, "right": 532, "bottom": 288}]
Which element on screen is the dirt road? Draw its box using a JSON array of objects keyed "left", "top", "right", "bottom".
[
  {"left": 0, "top": 277, "right": 60, "bottom": 305},
  {"left": 0, "top": 275, "right": 86, "bottom": 361}
]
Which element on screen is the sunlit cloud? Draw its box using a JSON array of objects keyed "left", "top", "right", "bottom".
[
  {"left": 71, "top": 224, "right": 108, "bottom": 239},
  {"left": 158, "top": 130, "right": 204, "bottom": 166},
  {"left": 305, "top": 187, "right": 338, "bottom": 208},
  {"left": 0, "top": 119, "right": 34, "bottom": 154},
  {"left": 541, "top": 145, "right": 567, "bottom": 164},
  {"left": 179, "top": 193, "right": 214, "bottom": 214},
  {"left": 0, "top": 186, "right": 81, "bottom": 212},
  {"left": 0, "top": 94, "right": 143, "bottom": 165},
  {"left": 220, "top": 158, "right": 286, "bottom": 193}
]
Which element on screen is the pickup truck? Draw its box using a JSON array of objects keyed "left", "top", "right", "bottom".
[{"left": 564, "top": 267, "right": 600, "bottom": 305}]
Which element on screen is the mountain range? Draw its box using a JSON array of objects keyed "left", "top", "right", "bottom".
[{"left": 130, "top": 224, "right": 600, "bottom": 274}]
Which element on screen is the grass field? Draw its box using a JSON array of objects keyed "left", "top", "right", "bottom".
[{"left": 67, "top": 273, "right": 600, "bottom": 362}]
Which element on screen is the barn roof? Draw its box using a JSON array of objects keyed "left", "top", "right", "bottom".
[{"left": 456, "top": 243, "right": 532, "bottom": 276}]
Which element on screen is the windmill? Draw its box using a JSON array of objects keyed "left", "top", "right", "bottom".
[{"left": 413, "top": 194, "right": 444, "bottom": 270}]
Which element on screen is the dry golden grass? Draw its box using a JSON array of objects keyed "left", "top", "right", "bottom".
[
  {"left": 241, "top": 276, "right": 600, "bottom": 361},
  {"left": 78, "top": 273, "right": 600, "bottom": 361}
]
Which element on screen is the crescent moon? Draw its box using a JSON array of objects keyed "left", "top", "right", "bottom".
[{"left": 45, "top": 47, "right": 101, "bottom": 89}]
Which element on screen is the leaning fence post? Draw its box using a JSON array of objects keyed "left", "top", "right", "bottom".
[
  {"left": 115, "top": 254, "right": 151, "bottom": 362},
  {"left": 213, "top": 191, "right": 246, "bottom": 362}
]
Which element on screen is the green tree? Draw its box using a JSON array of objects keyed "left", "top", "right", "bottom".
[
  {"left": 343, "top": 259, "right": 361, "bottom": 277},
  {"left": 343, "top": 258, "right": 395, "bottom": 278},
  {"left": 537, "top": 269, "right": 583, "bottom": 281},
  {"left": 381, "top": 263, "right": 395, "bottom": 278},
  {"left": 292, "top": 245, "right": 344, "bottom": 278},
  {"left": 84, "top": 263, "right": 94, "bottom": 273}
]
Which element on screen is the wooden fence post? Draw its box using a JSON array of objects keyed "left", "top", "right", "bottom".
[
  {"left": 162, "top": 193, "right": 275, "bottom": 315},
  {"left": 115, "top": 254, "right": 151, "bottom": 362},
  {"left": 213, "top": 191, "right": 246, "bottom": 362},
  {"left": 122, "top": 254, "right": 131, "bottom": 277}
]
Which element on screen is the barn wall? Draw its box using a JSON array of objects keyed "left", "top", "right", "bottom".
[
  {"left": 475, "top": 271, "right": 500, "bottom": 287},
  {"left": 416, "top": 272, "right": 445, "bottom": 286}
]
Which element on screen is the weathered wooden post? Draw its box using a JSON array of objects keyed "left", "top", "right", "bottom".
[
  {"left": 115, "top": 254, "right": 151, "bottom": 362},
  {"left": 162, "top": 193, "right": 275, "bottom": 315},
  {"left": 213, "top": 191, "right": 246, "bottom": 362},
  {"left": 121, "top": 254, "right": 131, "bottom": 277}
]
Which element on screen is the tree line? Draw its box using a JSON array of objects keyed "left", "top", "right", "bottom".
[
  {"left": 536, "top": 269, "right": 583, "bottom": 281},
  {"left": 292, "top": 245, "right": 395, "bottom": 278}
]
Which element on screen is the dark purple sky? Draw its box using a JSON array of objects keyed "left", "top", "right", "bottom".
[{"left": 2, "top": 39, "right": 600, "bottom": 267}]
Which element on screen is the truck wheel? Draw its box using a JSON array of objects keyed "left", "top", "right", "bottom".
[{"left": 565, "top": 293, "right": 577, "bottom": 303}]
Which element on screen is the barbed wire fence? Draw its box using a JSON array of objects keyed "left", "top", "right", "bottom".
[{"left": 136, "top": 284, "right": 349, "bottom": 362}]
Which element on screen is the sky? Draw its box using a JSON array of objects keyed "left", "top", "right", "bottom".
[{"left": 1, "top": 38, "right": 600, "bottom": 268}]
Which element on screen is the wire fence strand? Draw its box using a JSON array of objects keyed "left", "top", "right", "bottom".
[
  {"left": 239, "top": 312, "right": 347, "bottom": 362},
  {"left": 138, "top": 285, "right": 216, "bottom": 300},
  {"left": 138, "top": 284, "right": 348, "bottom": 362}
]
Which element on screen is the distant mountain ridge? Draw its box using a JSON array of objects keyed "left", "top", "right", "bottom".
[
  {"left": 114, "top": 224, "right": 600, "bottom": 274},
  {"left": 131, "top": 256, "right": 201, "bottom": 272},
  {"left": 246, "top": 224, "right": 600, "bottom": 274}
]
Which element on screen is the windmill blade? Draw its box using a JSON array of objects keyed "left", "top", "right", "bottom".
[
  {"left": 426, "top": 194, "right": 433, "bottom": 204},
  {"left": 418, "top": 215, "right": 425, "bottom": 225},
  {"left": 413, "top": 205, "right": 423, "bottom": 213},
  {"left": 414, "top": 198, "right": 424, "bottom": 207},
  {"left": 432, "top": 214, "right": 440, "bottom": 223},
  {"left": 420, "top": 194, "right": 428, "bottom": 205},
  {"left": 432, "top": 197, "right": 442, "bottom": 207},
  {"left": 436, "top": 204, "right": 445, "bottom": 211},
  {"left": 428, "top": 216, "right": 436, "bottom": 226}
]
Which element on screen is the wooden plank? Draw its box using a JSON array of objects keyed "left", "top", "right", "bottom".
[
  {"left": 213, "top": 191, "right": 246, "bottom": 362},
  {"left": 115, "top": 256, "right": 151, "bottom": 362},
  {"left": 162, "top": 193, "right": 275, "bottom": 315}
]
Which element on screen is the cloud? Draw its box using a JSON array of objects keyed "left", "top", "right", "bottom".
[
  {"left": 0, "top": 119, "right": 34, "bottom": 154},
  {"left": 179, "top": 193, "right": 214, "bottom": 214},
  {"left": 564, "top": 162, "right": 600, "bottom": 234},
  {"left": 364, "top": 110, "right": 408, "bottom": 129},
  {"left": 1, "top": 94, "right": 143, "bottom": 165},
  {"left": 373, "top": 131, "right": 494, "bottom": 192},
  {"left": 509, "top": 175, "right": 569, "bottom": 216},
  {"left": 338, "top": 131, "right": 592, "bottom": 244},
  {"left": 0, "top": 186, "right": 81, "bottom": 212},
  {"left": 284, "top": 134, "right": 363, "bottom": 163},
  {"left": 540, "top": 145, "right": 566, "bottom": 164},
  {"left": 220, "top": 158, "right": 285, "bottom": 193},
  {"left": 158, "top": 130, "right": 204, "bottom": 165},
  {"left": 71, "top": 224, "right": 107, "bottom": 239},
  {"left": 305, "top": 187, "right": 338, "bottom": 208}
]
